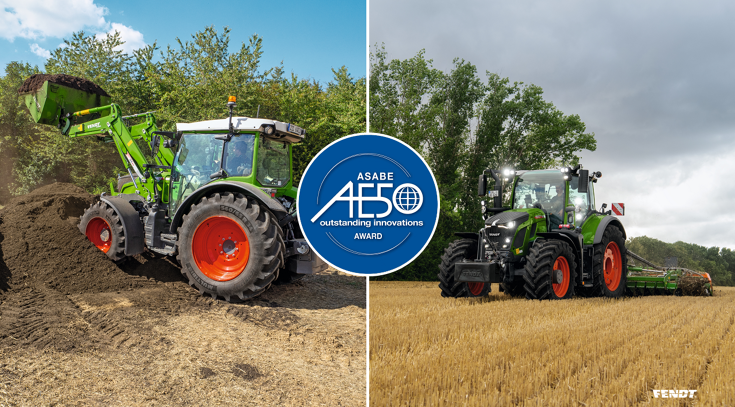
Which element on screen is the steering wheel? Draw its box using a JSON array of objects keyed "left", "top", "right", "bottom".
[{"left": 533, "top": 203, "right": 544, "bottom": 210}]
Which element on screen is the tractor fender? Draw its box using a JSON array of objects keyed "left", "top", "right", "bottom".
[
  {"left": 535, "top": 232, "right": 584, "bottom": 281},
  {"left": 593, "top": 216, "right": 626, "bottom": 244},
  {"left": 536, "top": 232, "right": 582, "bottom": 255},
  {"left": 99, "top": 195, "right": 145, "bottom": 256},
  {"left": 169, "top": 181, "right": 289, "bottom": 234}
]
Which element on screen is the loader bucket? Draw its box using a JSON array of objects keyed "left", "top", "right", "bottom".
[{"left": 18, "top": 74, "right": 110, "bottom": 125}]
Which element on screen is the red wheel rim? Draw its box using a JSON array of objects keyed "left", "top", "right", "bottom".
[
  {"left": 85, "top": 217, "right": 112, "bottom": 253},
  {"left": 604, "top": 241, "right": 622, "bottom": 291},
  {"left": 192, "top": 216, "right": 250, "bottom": 282},
  {"left": 467, "top": 282, "right": 485, "bottom": 296},
  {"left": 552, "top": 256, "right": 570, "bottom": 297}
]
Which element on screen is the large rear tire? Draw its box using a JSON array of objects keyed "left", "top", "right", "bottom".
[
  {"left": 523, "top": 240, "right": 577, "bottom": 300},
  {"left": 177, "top": 192, "right": 282, "bottom": 302},
  {"left": 584, "top": 225, "right": 627, "bottom": 298},
  {"left": 79, "top": 201, "right": 126, "bottom": 261},
  {"left": 438, "top": 239, "right": 490, "bottom": 298}
]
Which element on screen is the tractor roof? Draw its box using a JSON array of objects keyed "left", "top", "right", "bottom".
[
  {"left": 177, "top": 117, "right": 305, "bottom": 143},
  {"left": 514, "top": 169, "right": 558, "bottom": 176}
]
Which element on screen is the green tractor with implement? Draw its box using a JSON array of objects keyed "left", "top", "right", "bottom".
[
  {"left": 19, "top": 74, "right": 327, "bottom": 302},
  {"left": 439, "top": 165, "right": 628, "bottom": 299}
]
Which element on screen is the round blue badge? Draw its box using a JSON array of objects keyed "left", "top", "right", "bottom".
[{"left": 297, "top": 133, "right": 440, "bottom": 276}]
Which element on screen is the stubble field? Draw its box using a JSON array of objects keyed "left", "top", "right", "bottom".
[{"left": 370, "top": 281, "right": 735, "bottom": 406}]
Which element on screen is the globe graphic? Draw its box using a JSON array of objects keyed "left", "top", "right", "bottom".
[{"left": 394, "top": 184, "right": 422, "bottom": 213}]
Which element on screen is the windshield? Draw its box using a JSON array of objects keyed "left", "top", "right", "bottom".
[
  {"left": 170, "top": 134, "right": 224, "bottom": 213},
  {"left": 223, "top": 133, "right": 256, "bottom": 177},
  {"left": 512, "top": 170, "right": 566, "bottom": 226},
  {"left": 256, "top": 136, "right": 290, "bottom": 187}
]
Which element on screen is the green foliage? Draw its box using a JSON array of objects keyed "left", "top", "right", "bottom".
[
  {"left": 0, "top": 26, "right": 365, "bottom": 201},
  {"left": 627, "top": 236, "right": 734, "bottom": 286},
  {"left": 370, "top": 46, "right": 596, "bottom": 281}
]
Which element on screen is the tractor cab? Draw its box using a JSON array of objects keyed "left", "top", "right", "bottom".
[
  {"left": 510, "top": 169, "right": 595, "bottom": 230},
  {"left": 170, "top": 114, "right": 305, "bottom": 214}
]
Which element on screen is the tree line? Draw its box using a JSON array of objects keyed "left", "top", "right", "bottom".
[
  {"left": 370, "top": 46, "right": 596, "bottom": 281},
  {"left": 0, "top": 26, "right": 366, "bottom": 202}
]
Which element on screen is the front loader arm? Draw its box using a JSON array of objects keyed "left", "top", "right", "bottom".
[
  {"left": 124, "top": 111, "right": 174, "bottom": 167},
  {"left": 68, "top": 104, "right": 151, "bottom": 181},
  {"left": 68, "top": 104, "right": 173, "bottom": 169}
]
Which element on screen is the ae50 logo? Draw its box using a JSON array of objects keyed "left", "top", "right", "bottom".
[
  {"left": 311, "top": 178, "right": 423, "bottom": 221},
  {"left": 298, "top": 134, "right": 439, "bottom": 276}
]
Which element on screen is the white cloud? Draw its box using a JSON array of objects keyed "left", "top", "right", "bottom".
[
  {"left": 0, "top": 1, "right": 146, "bottom": 55},
  {"left": 0, "top": 0, "right": 107, "bottom": 41},
  {"left": 97, "top": 23, "right": 146, "bottom": 53},
  {"left": 29, "top": 43, "right": 50, "bottom": 58}
]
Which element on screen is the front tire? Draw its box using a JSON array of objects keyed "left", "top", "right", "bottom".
[
  {"left": 79, "top": 201, "right": 126, "bottom": 261},
  {"left": 438, "top": 239, "right": 490, "bottom": 298},
  {"left": 523, "top": 240, "right": 577, "bottom": 300},
  {"left": 177, "top": 192, "right": 282, "bottom": 302}
]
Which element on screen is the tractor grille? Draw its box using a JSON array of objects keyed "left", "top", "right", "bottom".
[
  {"left": 513, "top": 226, "right": 527, "bottom": 250},
  {"left": 484, "top": 226, "right": 515, "bottom": 250},
  {"left": 483, "top": 211, "right": 529, "bottom": 251}
]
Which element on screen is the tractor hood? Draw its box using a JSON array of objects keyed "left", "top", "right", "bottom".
[{"left": 484, "top": 211, "right": 529, "bottom": 227}]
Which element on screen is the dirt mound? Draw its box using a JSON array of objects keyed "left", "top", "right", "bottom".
[
  {"left": 0, "top": 183, "right": 148, "bottom": 295},
  {"left": 0, "top": 183, "right": 195, "bottom": 351},
  {"left": 0, "top": 183, "right": 366, "bottom": 366},
  {"left": 680, "top": 275, "right": 709, "bottom": 296},
  {"left": 17, "top": 74, "right": 109, "bottom": 97}
]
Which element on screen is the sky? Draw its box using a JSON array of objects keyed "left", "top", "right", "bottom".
[
  {"left": 0, "top": 0, "right": 366, "bottom": 84},
  {"left": 370, "top": 0, "right": 735, "bottom": 250}
]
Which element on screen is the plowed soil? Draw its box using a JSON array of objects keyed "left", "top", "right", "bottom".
[
  {"left": 17, "top": 74, "right": 110, "bottom": 97},
  {"left": 0, "top": 184, "right": 365, "bottom": 406}
]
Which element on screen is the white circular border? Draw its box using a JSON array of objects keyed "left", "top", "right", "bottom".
[{"left": 297, "top": 133, "right": 441, "bottom": 277}]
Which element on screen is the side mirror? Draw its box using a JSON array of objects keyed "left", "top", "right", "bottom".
[
  {"left": 578, "top": 169, "right": 589, "bottom": 193},
  {"left": 478, "top": 174, "right": 487, "bottom": 196}
]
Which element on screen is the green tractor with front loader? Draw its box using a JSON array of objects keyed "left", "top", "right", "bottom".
[
  {"left": 19, "top": 74, "right": 326, "bottom": 302},
  {"left": 439, "top": 165, "right": 627, "bottom": 299}
]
